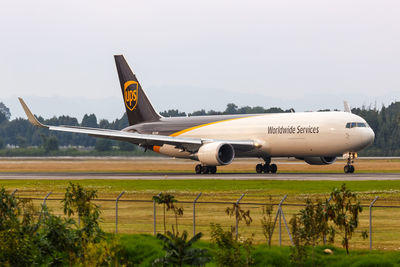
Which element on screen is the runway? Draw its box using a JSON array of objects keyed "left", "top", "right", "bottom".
[{"left": 0, "top": 172, "right": 399, "bottom": 181}]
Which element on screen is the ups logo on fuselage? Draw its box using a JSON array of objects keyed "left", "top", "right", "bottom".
[{"left": 124, "top": 81, "right": 138, "bottom": 111}]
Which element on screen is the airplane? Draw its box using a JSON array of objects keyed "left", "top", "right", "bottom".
[{"left": 19, "top": 55, "right": 375, "bottom": 174}]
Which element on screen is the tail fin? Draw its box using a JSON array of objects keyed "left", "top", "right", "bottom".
[{"left": 114, "top": 55, "right": 161, "bottom": 125}]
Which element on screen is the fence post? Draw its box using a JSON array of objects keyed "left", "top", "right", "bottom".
[
  {"left": 278, "top": 195, "right": 287, "bottom": 246},
  {"left": 115, "top": 191, "right": 125, "bottom": 234},
  {"left": 280, "top": 205, "right": 293, "bottom": 246},
  {"left": 369, "top": 196, "right": 379, "bottom": 250},
  {"left": 153, "top": 192, "right": 161, "bottom": 235},
  {"left": 39, "top": 192, "right": 52, "bottom": 222},
  {"left": 235, "top": 193, "right": 246, "bottom": 239},
  {"left": 43, "top": 191, "right": 52, "bottom": 206},
  {"left": 193, "top": 193, "right": 202, "bottom": 236},
  {"left": 11, "top": 189, "right": 18, "bottom": 196}
]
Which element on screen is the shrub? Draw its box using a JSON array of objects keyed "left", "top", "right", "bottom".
[
  {"left": 153, "top": 231, "right": 211, "bottom": 266},
  {"left": 327, "top": 184, "right": 368, "bottom": 254},
  {"left": 210, "top": 223, "right": 254, "bottom": 267}
]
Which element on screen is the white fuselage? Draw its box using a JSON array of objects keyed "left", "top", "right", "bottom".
[{"left": 157, "top": 111, "right": 375, "bottom": 159}]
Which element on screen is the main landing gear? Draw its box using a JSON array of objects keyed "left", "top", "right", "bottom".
[
  {"left": 256, "top": 158, "right": 278, "bottom": 174},
  {"left": 344, "top": 152, "right": 357, "bottom": 174},
  {"left": 195, "top": 164, "right": 217, "bottom": 174}
]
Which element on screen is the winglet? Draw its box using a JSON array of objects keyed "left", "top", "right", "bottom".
[
  {"left": 344, "top": 101, "right": 352, "bottom": 113},
  {"left": 18, "top": 98, "right": 47, "bottom": 128}
]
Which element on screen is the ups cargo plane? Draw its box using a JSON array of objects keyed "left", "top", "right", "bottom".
[{"left": 19, "top": 55, "right": 375, "bottom": 174}]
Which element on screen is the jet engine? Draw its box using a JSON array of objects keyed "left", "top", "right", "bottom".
[
  {"left": 302, "top": 156, "right": 337, "bottom": 165},
  {"left": 197, "top": 142, "right": 235, "bottom": 166}
]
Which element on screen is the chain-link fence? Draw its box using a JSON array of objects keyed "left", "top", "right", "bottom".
[{"left": 11, "top": 190, "right": 400, "bottom": 250}]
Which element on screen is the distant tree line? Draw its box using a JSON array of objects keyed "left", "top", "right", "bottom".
[
  {"left": 160, "top": 103, "right": 294, "bottom": 117},
  {"left": 0, "top": 101, "right": 399, "bottom": 156}
]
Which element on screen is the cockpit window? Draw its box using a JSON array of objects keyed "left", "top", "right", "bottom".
[{"left": 346, "top": 122, "right": 369, "bottom": 128}]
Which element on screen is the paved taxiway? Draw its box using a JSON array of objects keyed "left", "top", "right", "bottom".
[{"left": 0, "top": 172, "right": 399, "bottom": 181}]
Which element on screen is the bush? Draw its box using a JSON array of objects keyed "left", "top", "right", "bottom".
[
  {"left": 0, "top": 184, "right": 118, "bottom": 266},
  {"left": 118, "top": 234, "right": 164, "bottom": 266},
  {"left": 210, "top": 223, "right": 254, "bottom": 267}
]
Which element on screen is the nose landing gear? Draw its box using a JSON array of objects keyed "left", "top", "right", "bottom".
[
  {"left": 344, "top": 152, "right": 357, "bottom": 174},
  {"left": 195, "top": 164, "right": 217, "bottom": 174},
  {"left": 256, "top": 158, "right": 277, "bottom": 174}
]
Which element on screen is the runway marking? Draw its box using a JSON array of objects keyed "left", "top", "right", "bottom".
[{"left": 0, "top": 172, "right": 399, "bottom": 181}]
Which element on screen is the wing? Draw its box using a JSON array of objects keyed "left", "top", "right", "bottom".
[{"left": 18, "top": 98, "right": 256, "bottom": 152}]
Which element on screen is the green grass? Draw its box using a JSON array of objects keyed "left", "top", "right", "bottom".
[
  {"left": 118, "top": 234, "right": 164, "bottom": 266},
  {"left": 117, "top": 234, "right": 400, "bottom": 266},
  {"left": 3, "top": 179, "right": 400, "bottom": 196}
]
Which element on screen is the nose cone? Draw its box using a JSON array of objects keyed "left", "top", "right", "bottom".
[{"left": 365, "top": 128, "right": 375, "bottom": 146}]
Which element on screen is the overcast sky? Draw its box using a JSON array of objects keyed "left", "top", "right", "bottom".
[{"left": 1, "top": 0, "right": 399, "bottom": 120}]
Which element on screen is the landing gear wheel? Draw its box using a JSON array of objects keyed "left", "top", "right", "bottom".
[
  {"left": 344, "top": 165, "right": 350, "bottom": 174},
  {"left": 344, "top": 152, "right": 357, "bottom": 174},
  {"left": 263, "top": 164, "right": 270, "bottom": 173},
  {"left": 255, "top": 158, "right": 278, "bottom": 174},
  {"left": 256, "top": 164, "right": 263, "bottom": 173},
  {"left": 195, "top": 164, "right": 202, "bottom": 174},
  {"left": 201, "top": 166, "right": 210, "bottom": 174},
  {"left": 209, "top": 166, "right": 217, "bottom": 174},
  {"left": 349, "top": 165, "right": 355, "bottom": 173},
  {"left": 344, "top": 165, "right": 355, "bottom": 174},
  {"left": 270, "top": 164, "right": 278, "bottom": 174}
]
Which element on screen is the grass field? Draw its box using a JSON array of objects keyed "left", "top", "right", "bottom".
[
  {"left": 1, "top": 157, "right": 400, "bottom": 250},
  {"left": 3, "top": 178, "right": 400, "bottom": 250}
]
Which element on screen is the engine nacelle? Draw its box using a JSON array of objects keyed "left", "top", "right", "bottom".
[
  {"left": 303, "top": 156, "right": 337, "bottom": 165},
  {"left": 197, "top": 142, "right": 235, "bottom": 166}
]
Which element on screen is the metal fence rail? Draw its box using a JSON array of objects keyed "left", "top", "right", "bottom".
[{"left": 11, "top": 190, "right": 400, "bottom": 250}]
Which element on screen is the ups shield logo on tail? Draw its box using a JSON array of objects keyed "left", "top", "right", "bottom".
[{"left": 124, "top": 81, "right": 138, "bottom": 111}]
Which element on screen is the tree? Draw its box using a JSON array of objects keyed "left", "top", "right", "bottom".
[
  {"left": 260, "top": 196, "right": 274, "bottom": 247},
  {"left": 44, "top": 136, "right": 59, "bottom": 152},
  {"left": 0, "top": 187, "right": 38, "bottom": 266},
  {"left": 98, "top": 119, "right": 111, "bottom": 129},
  {"left": 160, "top": 109, "right": 187, "bottom": 117},
  {"left": 189, "top": 109, "right": 207, "bottom": 116},
  {"left": 16, "top": 136, "right": 27, "bottom": 148},
  {"left": 0, "top": 138, "right": 4, "bottom": 149},
  {"left": 118, "top": 141, "right": 136, "bottom": 151},
  {"left": 62, "top": 183, "right": 103, "bottom": 242},
  {"left": 152, "top": 193, "right": 177, "bottom": 234},
  {"left": 172, "top": 205, "right": 184, "bottom": 235},
  {"left": 81, "top": 114, "right": 98, "bottom": 128},
  {"left": 0, "top": 102, "right": 11, "bottom": 121},
  {"left": 289, "top": 214, "right": 307, "bottom": 266},
  {"left": 0, "top": 112, "right": 7, "bottom": 125},
  {"left": 225, "top": 203, "right": 253, "bottom": 239},
  {"left": 153, "top": 231, "right": 210, "bottom": 267},
  {"left": 224, "top": 103, "right": 238, "bottom": 114},
  {"left": 95, "top": 138, "right": 112, "bottom": 151},
  {"left": 326, "top": 184, "right": 367, "bottom": 254},
  {"left": 290, "top": 198, "right": 333, "bottom": 265}
]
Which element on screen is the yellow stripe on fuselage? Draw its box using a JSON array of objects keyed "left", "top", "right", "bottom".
[{"left": 169, "top": 116, "right": 256, "bottom": 137}]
